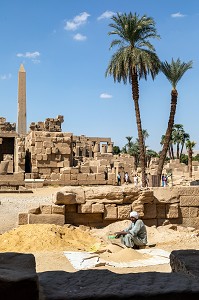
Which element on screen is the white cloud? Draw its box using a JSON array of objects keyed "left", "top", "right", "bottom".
[
  {"left": 97, "top": 10, "right": 115, "bottom": 21},
  {"left": 0, "top": 73, "right": 11, "bottom": 80},
  {"left": 100, "top": 93, "right": 113, "bottom": 99},
  {"left": 17, "top": 51, "right": 40, "bottom": 58},
  {"left": 64, "top": 12, "right": 90, "bottom": 31},
  {"left": 16, "top": 51, "right": 41, "bottom": 63},
  {"left": 73, "top": 33, "right": 87, "bottom": 41},
  {"left": 171, "top": 12, "right": 186, "bottom": 18}
]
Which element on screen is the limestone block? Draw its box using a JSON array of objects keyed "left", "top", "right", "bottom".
[
  {"left": 70, "top": 180, "right": 79, "bottom": 186},
  {"left": 51, "top": 167, "right": 60, "bottom": 173},
  {"left": 28, "top": 207, "right": 41, "bottom": 214},
  {"left": 95, "top": 173, "right": 105, "bottom": 181},
  {"left": 118, "top": 205, "right": 131, "bottom": 219},
  {"left": 60, "top": 167, "right": 71, "bottom": 174},
  {"left": 60, "top": 174, "right": 71, "bottom": 181},
  {"left": 80, "top": 166, "right": 90, "bottom": 173},
  {"left": 29, "top": 213, "right": 65, "bottom": 226},
  {"left": 35, "top": 141, "right": 43, "bottom": 148},
  {"left": 65, "top": 204, "right": 77, "bottom": 213},
  {"left": 144, "top": 203, "right": 157, "bottom": 219},
  {"left": 18, "top": 213, "right": 28, "bottom": 225},
  {"left": 182, "top": 217, "right": 199, "bottom": 229},
  {"left": 59, "top": 147, "right": 71, "bottom": 155},
  {"left": 180, "top": 196, "right": 199, "bottom": 207},
  {"left": 42, "top": 154, "right": 48, "bottom": 161},
  {"left": 57, "top": 161, "right": 64, "bottom": 168},
  {"left": 78, "top": 202, "right": 92, "bottom": 213},
  {"left": 39, "top": 167, "right": 51, "bottom": 175},
  {"left": 142, "top": 218, "right": 157, "bottom": 227},
  {"left": 36, "top": 148, "right": 42, "bottom": 154},
  {"left": 36, "top": 154, "right": 43, "bottom": 160},
  {"left": 156, "top": 204, "right": 166, "bottom": 218},
  {"left": 43, "top": 141, "right": 52, "bottom": 148},
  {"left": 0, "top": 253, "right": 39, "bottom": 300},
  {"left": 166, "top": 204, "right": 179, "bottom": 219},
  {"left": 87, "top": 174, "right": 96, "bottom": 180},
  {"left": 71, "top": 174, "right": 78, "bottom": 180},
  {"left": 131, "top": 203, "right": 144, "bottom": 217},
  {"left": 189, "top": 207, "right": 199, "bottom": 218},
  {"left": 65, "top": 212, "right": 103, "bottom": 226},
  {"left": 104, "top": 204, "right": 117, "bottom": 220},
  {"left": 70, "top": 167, "right": 79, "bottom": 174},
  {"left": 77, "top": 173, "right": 88, "bottom": 180},
  {"left": 52, "top": 205, "right": 65, "bottom": 215},
  {"left": 46, "top": 148, "right": 52, "bottom": 155},
  {"left": 40, "top": 205, "right": 52, "bottom": 214},
  {"left": 180, "top": 207, "right": 189, "bottom": 218},
  {"left": 53, "top": 191, "right": 77, "bottom": 205},
  {"left": 63, "top": 160, "right": 70, "bottom": 167},
  {"left": 92, "top": 203, "right": 104, "bottom": 213},
  {"left": 90, "top": 166, "right": 97, "bottom": 173},
  {"left": 51, "top": 173, "right": 60, "bottom": 181},
  {"left": 178, "top": 187, "right": 199, "bottom": 196}
]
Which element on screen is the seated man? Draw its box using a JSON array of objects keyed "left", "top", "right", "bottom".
[{"left": 115, "top": 211, "right": 147, "bottom": 249}]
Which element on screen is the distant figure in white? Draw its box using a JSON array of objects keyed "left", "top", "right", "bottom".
[
  {"left": 134, "top": 174, "right": 138, "bottom": 187},
  {"left": 124, "top": 172, "right": 129, "bottom": 184}
]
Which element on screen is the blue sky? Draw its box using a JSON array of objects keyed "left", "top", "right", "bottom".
[{"left": 0, "top": 0, "right": 199, "bottom": 152}]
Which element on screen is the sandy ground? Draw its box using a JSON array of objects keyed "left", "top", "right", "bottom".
[{"left": 0, "top": 186, "right": 199, "bottom": 275}]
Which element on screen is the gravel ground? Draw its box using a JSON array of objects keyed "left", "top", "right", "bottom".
[{"left": 0, "top": 186, "right": 60, "bottom": 234}]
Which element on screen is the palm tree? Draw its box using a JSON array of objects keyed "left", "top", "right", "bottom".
[
  {"left": 157, "top": 58, "right": 193, "bottom": 180},
  {"left": 106, "top": 12, "right": 161, "bottom": 187},
  {"left": 186, "top": 140, "right": 196, "bottom": 178}
]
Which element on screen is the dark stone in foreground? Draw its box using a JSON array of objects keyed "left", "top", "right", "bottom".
[
  {"left": 0, "top": 252, "right": 39, "bottom": 300},
  {"left": 39, "top": 269, "right": 199, "bottom": 300},
  {"left": 170, "top": 249, "right": 199, "bottom": 278}
]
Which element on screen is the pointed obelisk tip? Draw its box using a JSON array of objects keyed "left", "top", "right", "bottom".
[{"left": 19, "top": 64, "right": 25, "bottom": 72}]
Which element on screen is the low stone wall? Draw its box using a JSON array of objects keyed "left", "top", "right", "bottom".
[{"left": 18, "top": 186, "right": 199, "bottom": 229}]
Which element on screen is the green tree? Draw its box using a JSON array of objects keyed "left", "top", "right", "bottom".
[
  {"left": 112, "top": 146, "right": 121, "bottom": 155},
  {"left": 106, "top": 12, "right": 160, "bottom": 187},
  {"left": 157, "top": 58, "right": 193, "bottom": 180},
  {"left": 186, "top": 140, "right": 196, "bottom": 178}
]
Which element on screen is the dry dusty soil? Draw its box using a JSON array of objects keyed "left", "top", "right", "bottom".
[{"left": 0, "top": 186, "right": 199, "bottom": 275}]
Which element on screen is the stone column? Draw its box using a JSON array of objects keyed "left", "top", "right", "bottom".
[
  {"left": 107, "top": 142, "right": 113, "bottom": 153},
  {"left": 17, "top": 64, "right": 26, "bottom": 135}
]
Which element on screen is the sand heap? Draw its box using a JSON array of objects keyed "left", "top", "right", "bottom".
[{"left": 0, "top": 224, "right": 101, "bottom": 252}]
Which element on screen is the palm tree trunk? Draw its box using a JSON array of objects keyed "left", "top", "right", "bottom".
[
  {"left": 132, "top": 73, "right": 146, "bottom": 187},
  {"left": 177, "top": 143, "right": 180, "bottom": 159},
  {"left": 188, "top": 149, "right": 193, "bottom": 178},
  {"left": 157, "top": 89, "right": 178, "bottom": 182}
]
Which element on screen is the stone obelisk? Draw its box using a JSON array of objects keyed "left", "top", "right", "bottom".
[{"left": 17, "top": 64, "right": 26, "bottom": 135}]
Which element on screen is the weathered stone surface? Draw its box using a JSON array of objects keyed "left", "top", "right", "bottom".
[
  {"left": 156, "top": 204, "right": 166, "bottom": 218},
  {"left": 92, "top": 203, "right": 104, "bottom": 213},
  {"left": 118, "top": 205, "right": 131, "bottom": 219},
  {"left": 53, "top": 192, "right": 77, "bottom": 205},
  {"left": 182, "top": 217, "right": 199, "bottom": 229},
  {"left": 52, "top": 205, "right": 65, "bottom": 215},
  {"left": 170, "top": 249, "right": 199, "bottom": 278},
  {"left": 144, "top": 203, "right": 157, "bottom": 219},
  {"left": 39, "top": 269, "right": 199, "bottom": 300},
  {"left": 78, "top": 202, "right": 92, "bottom": 214},
  {"left": 65, "top": 212, "right": 103, "bottom": 226},
  {"left": 29, "top": 213, "right": 65, "bottom": 226},
  {"left": 104, "top": 204, "right": 117, "bottom": 220},
  {"left": 84, "top": 186, "right": 123, "bottom": 200},
  {"left": 0, "top": 253, "right": 39, "bottom": 300},
  {"left": 180, "top": 207, "right": 189, "bottom": 218},
  {"left": 18, "top": 212, "right": 29, "bottom": 225},
  {"left": 177, "top": 187, "right": 199, "bottom": 196},
  {"left": 180, "top": 196, "right": 199, "bottom": 207},
  {"left": 40, "top": 204, "right": 52, "bottom": 214},
  {"left": 166, "top": 204, "right": 179, "bottom": 219},
  {"left": 153, "top": 187, "right": 180, "bottom": 203}
]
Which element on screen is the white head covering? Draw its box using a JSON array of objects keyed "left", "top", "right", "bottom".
[{"left": 130, "top": 211, "right": 139, "bottom": 219}]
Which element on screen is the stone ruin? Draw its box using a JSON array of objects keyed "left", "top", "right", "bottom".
[{"left": 0, "top": 115, "right": 136, "bottom": 189}]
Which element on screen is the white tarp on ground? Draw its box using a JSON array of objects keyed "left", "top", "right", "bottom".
[{"left": 64, "top": 249, "right": 170, "bottom": 270}]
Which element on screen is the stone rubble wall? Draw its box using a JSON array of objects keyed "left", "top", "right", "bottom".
[{"left": 18, "top": 186, "right": 199, "bottom": 229}]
